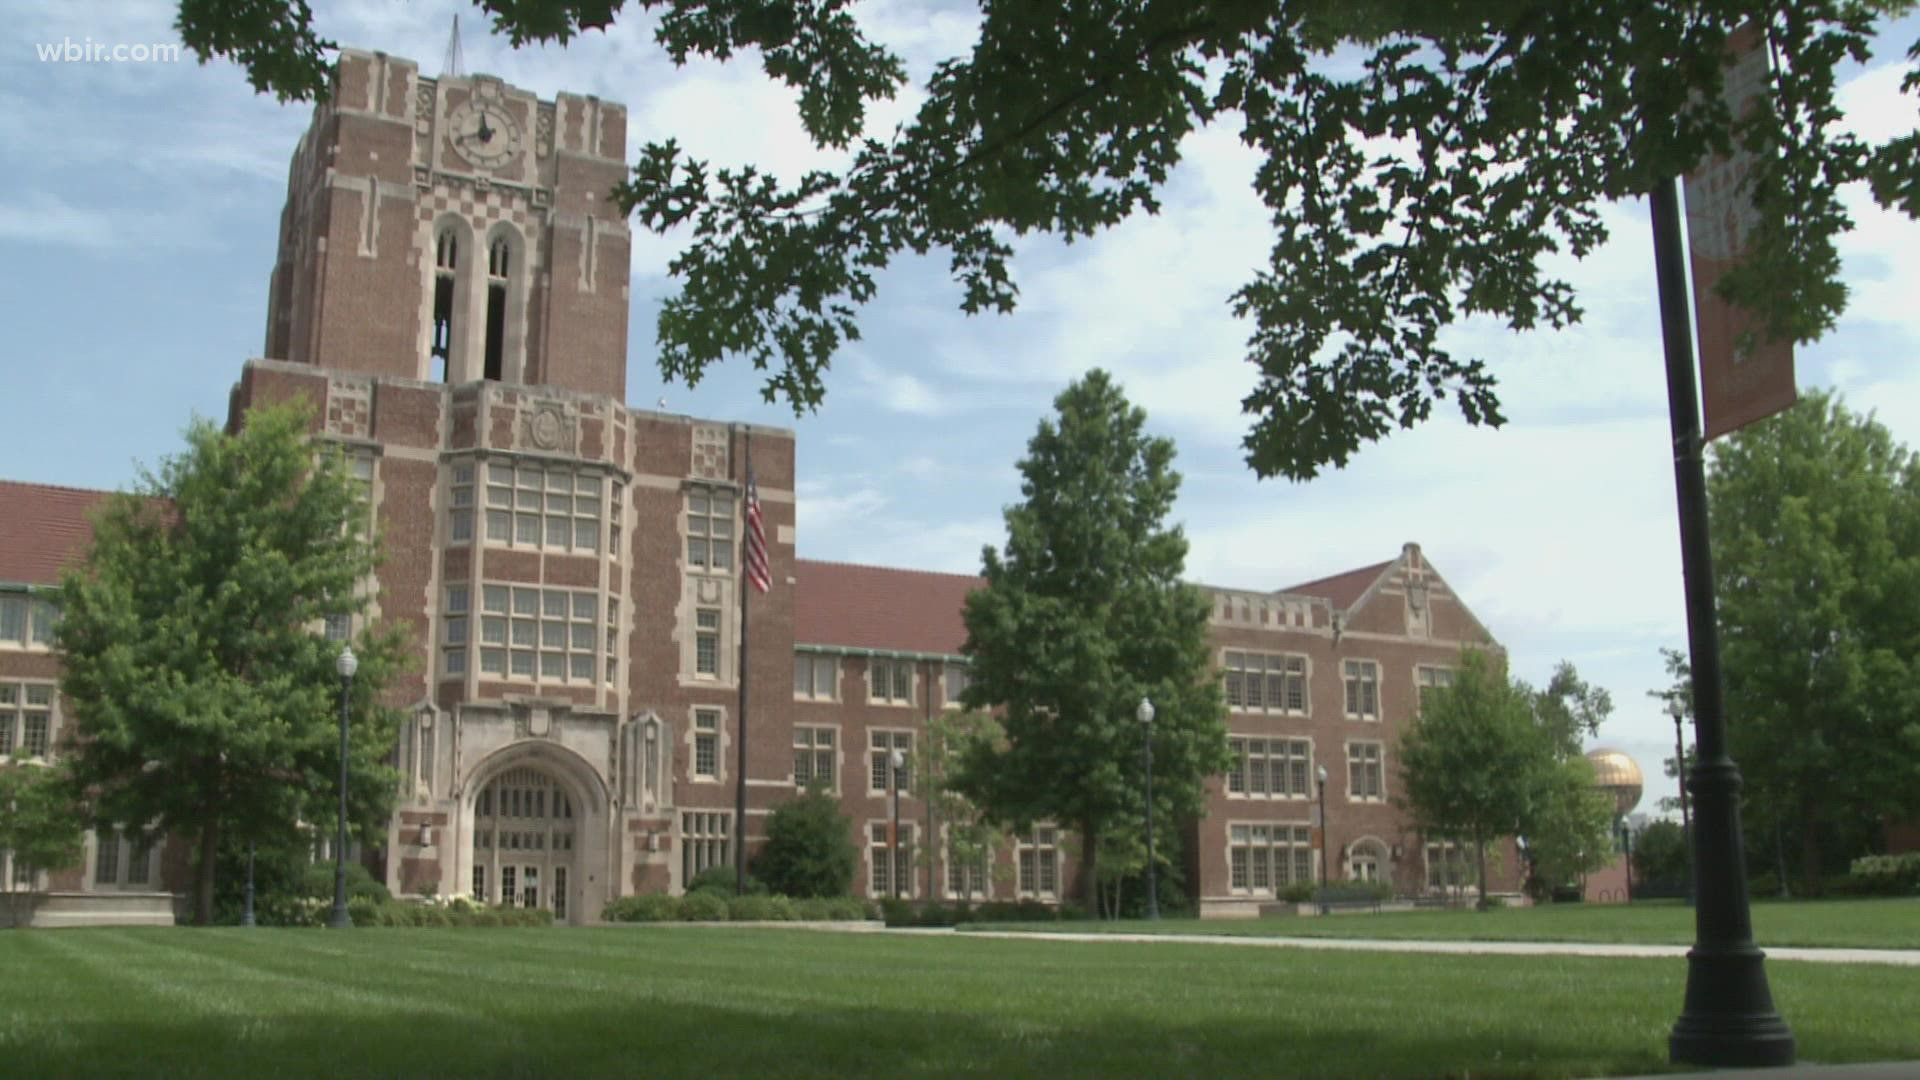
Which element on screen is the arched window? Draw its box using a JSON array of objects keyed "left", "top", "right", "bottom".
[
  {"left": 431, "top": 226, "right": 459, "bottom": 380},
  {"left": 1348, "top": 839, "right": 1386, "bottom": 883},
  {"left": 483, "top": 233, "right": 514, "bottom": 381}
]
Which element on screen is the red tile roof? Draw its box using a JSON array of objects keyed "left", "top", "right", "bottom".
[
  {"left": 793, "top": 558, "right": 982, "bottom": 655},
  {"left": 1278, "top": 559, "right": 1393, "bottom": 611},
  {"left": 0, "top": 481, "right": 115, "bottom": 587}
]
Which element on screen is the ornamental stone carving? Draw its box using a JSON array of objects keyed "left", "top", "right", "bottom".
[
  {"left": 521, "top": 401, "right": 575, "bottom": 453},
  {"left": 691, "top": 423, "right": 729, "bottom": 480}
]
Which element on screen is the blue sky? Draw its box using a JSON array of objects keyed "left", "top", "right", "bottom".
[{"left": 4, "top": 1, "right": 1918, "bottom": 813}]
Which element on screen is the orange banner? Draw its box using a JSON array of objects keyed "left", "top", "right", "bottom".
[{"left": 1684, "top": 21, "right": 1796, "bottom": 441}]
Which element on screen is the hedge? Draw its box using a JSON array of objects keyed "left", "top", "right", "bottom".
[
  {"left": 1844, "top": 853, "right": 1920, "bottom": 896},
  {"left": 601, "top": 893, "right": 873, "bottom": 923}
]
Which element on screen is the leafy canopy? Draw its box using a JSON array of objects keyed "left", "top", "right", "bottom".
[
  {"left": 0, "top": 765, "right": 87, "bottom": 900},
  {"left": 1708, "top": 390, "right": 1920, "bottom": 881},
  {"left": 753, "top": 788, "right": 860, "bottom": 898},
  {"left": 54, "top": 400, "right": 407, "bottom": 923},
  {"left": 955, "top": 369, "right": 1229, "bottom": 909},
  {"left": 177, "top": 1, "right": 1920, "bottom": 480}
]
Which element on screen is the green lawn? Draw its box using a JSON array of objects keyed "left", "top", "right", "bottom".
[
  {"left": 970, "top": 897, "right": 1920, "bottom": 949},
  {"left": 3, "top": 926, "right": 1918, "bottom": 1078}
]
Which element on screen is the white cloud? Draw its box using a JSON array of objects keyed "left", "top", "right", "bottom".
[{"left": 0, "top": 191, "right": 117, "bottom": 248}]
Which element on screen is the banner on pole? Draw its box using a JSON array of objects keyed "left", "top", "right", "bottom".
[{"left": 1684, "top": 21, "right": 1796, "bottom": 441}]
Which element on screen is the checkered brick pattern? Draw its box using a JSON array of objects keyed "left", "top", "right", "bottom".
[{"left": 416, "top": 181, "right": 540, "bottom": 233}]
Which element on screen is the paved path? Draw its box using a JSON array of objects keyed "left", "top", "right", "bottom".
[{"left": 888, "top": 927, "right": 1920, "bottom": 967}]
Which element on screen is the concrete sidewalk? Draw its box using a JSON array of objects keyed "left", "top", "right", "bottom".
[
  {"left": 938, "top": 927, "right": 1920, "bottom": 967},
  {"left": 1624, "top": 1066, "right": 1920, "bottom": 1079}
]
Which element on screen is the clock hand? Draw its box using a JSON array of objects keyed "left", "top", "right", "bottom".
[{"left": 477, "top": 114, "right": 494, "bottom": 143}]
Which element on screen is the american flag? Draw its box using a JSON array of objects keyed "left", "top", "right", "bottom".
[{"left": 744, "top": 468, "right": 771, "bottom": 594}]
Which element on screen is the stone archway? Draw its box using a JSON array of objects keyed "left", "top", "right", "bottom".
[
  {"left": 1347, "top": 836, "right": 1388, "bottom": 883},
  {"left": 469, "top": 765, "right": 582, "bottom": 920}
]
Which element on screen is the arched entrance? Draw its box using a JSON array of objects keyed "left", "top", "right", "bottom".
[
  {"left": 1347, "top": 838, "right": 1387, "bottom": 883},
  {"left": 470, "top": 766, "right": 579, "bottom": 920}
]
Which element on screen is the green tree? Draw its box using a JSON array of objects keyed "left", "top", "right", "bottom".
[
  {"left": 0, "top": 764, "right": 87, "bottom": 925},
  {"left": 955, "top": 369, "right": 1229, "bottom": 912},
  {"left": 181, "top": 1, "right": 1920, "bottom": 480},
  {"left": 1708, "top": 391, "right": 1920, "bottom": 889},
  {"left": 1518, "top": 663, "right": 1619, "bottom": 894},
  {"left": 913, "top": 708, "right": 1008, "bottom": 902},
  {"left": 1633, "top": 819, "right": 1691, "bottom": 888},
  {"left": 753, "top": 789, "right": 859, "bottom": 898},
  {"left": 1398, "top": 649, "right": 1546, "bottom": 909},
  {"left": 1647, "top": 647, "right": 1697, "bottom": 817},
  {"left": 54, "top": 401, "right": 407, "bottom": 925}
]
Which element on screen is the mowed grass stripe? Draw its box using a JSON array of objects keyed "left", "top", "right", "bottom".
[
  {"left": 2, "top": 927, "right": 1916, "bottom": 1079},
  {"left": 965, "top": 897, "right": 1920, "bottom": 949}
]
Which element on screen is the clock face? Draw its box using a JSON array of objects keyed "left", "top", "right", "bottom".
[{"left": 447, "top": 100, "right": 523, "bottom": 171}]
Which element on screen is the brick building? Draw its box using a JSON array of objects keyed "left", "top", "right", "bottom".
[{"left": 0, "top": 51, "right": 1515, "bottom": 923}]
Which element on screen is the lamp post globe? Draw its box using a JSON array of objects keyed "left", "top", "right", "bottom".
[
  {"left": 1137, "top": 697, "right": 1157, "bottom": 920},
  {"left": 1315, "top": 764, "right": 1330, "bottom": 914},
  {"left": 888, "top": 747, "right": 905, "bottom": 900},
  {"left": 328, "top": 644, "right": 357, "bottom": 930}
]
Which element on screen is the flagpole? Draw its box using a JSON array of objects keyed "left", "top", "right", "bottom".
[{"left": 736, "top": 429, "right": 751, "bottom": 895}]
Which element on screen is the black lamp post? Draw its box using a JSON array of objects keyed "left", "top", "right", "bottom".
[
  {"left": 1621, "top": 818, "right": 1635, "bottom": 904},
  {"left": 1671, "top": 698, "right": 1695, "bottom": 908},
  {"left": 1316, "top": 764, "right": 1330, "bottom": 915},
  {"left": 1137, "top": 697, "right": 1158, "bottom": 921},
  {"left": 889, "top": 747, "right": 904, "bottom": 900},
  {"left": 328, "top": 645, "right": 356, "bottom": 930}
]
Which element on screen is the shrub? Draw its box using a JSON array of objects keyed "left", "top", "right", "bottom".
[
  {"left": 604, "top": 893, "right": 685, "bottom": 923},
  {"left": 753, "top": 791, "right": 859, "bottom": 899},
  {"left": 727, "top": 894, "right": 796, "bottom": 922},
  {"left": 1846, "top": 853, "right": 1920, "bottom": 896},
  {"left": 348, "top": 898, "right": 550, "bottom": 928},
  {"left": 302, "top": 861, "right": 392, "bottom": 904},
  {"left": 679, "top": 891, "right": 730, "bottom": 922},
  {"left": 686, "top": 865, "right": 766, "bottom": 897},
  {"left": 1280, "top": 882, "right": 1316, "bottom": 904}
]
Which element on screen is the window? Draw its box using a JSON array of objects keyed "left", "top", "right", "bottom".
[
  {"left": 682, "top": 812, "right": 731, "bottom": 884},
  {"left": 484, "top": 236, "right": 511, "bottom": 382},
  {"left": 0, "top": 596, "right": 57, "bottom": 648},
  {"left": 1225, "top": 738, "right": 1312, "bottom": 798},
  {"left": 466, "top": 583, "right": 599, "bottom": 684},
  {"left": 322, "top": 613, "right": 351, "bottom": 643},
  {"left": 868, "top": 659, "right": 913, "bottom": 705},
  {"left": 448, "top": 463, "right": 475, "bottom": 543},
  {"left": 125, "top": 833, "right": 152, "bottom": 887},
  {"left": 1343, "top": 659, "right": 1380, "bottom": 719},
  {"left": 608, "top": 482, "right": 625, "bottom": 560},
  {"left": 946, "top": 839, "right": 989, "bottom": 900},
  {"left": 942, "top": 663, "right": 970, "bottom": 708},
  {"left": 868, "top": 730, "right": 913, "bottom": 794},
  {"left": 868, "top": 822, "right": 915, "bottom": 898},
  {"left": 1223, "top": 651, "right": 1307, "bottom": 714},
  {"left": 1228, "top": 824, "right": 1316, "bottom": 894},
  {"left": 94, "top": 830, "right": 120, "bottom": 885},
  {"left": 481, "top": 462, "right": 603, "bottom": 553},
  {"left": 693, "top": 709, "right": 720, "bottom": 779},
  {"left": 695, "top": 609, "right": 720, "bottom": 676},
  {"left": 1348, "top": 840, "right": 1385, "bottom": 882},
  {"left": 1426, "top": 841, "right": 1474, "bottom": 892},
  {"left": 793, "top": 653, "right": 837, "bottom": 700},
  {"left": 793, "top": 726, "right": 835, "bottom": 790},
  {"left": 604, "top": 595, "right": 620, "bottom": 687},
  {"left": 1016, "top": 826, "right": 1060, "bottom": 898},
  {"left": 431, "top": 226, "right": 457, "bottom": 380},
  {"left": 686, "top": 486, "right": 734, "bottom": 571},
  {"left": 1416, "top": 665, "right": 1455, "bottom": 711},
  {"left": 0, "top": 683, "right": 53, "bottom": 760},
  {"left": 1348, "top": 742, "right": 1385, "bottom": 801}
]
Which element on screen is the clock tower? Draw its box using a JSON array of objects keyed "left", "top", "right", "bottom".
[{"left": 261, "top": 50, "right": 632, "bottom": 399}]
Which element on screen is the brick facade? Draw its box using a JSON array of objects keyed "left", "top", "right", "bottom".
[{"left": 0, "top": 50, "right": 1525, "bottom": 923}]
